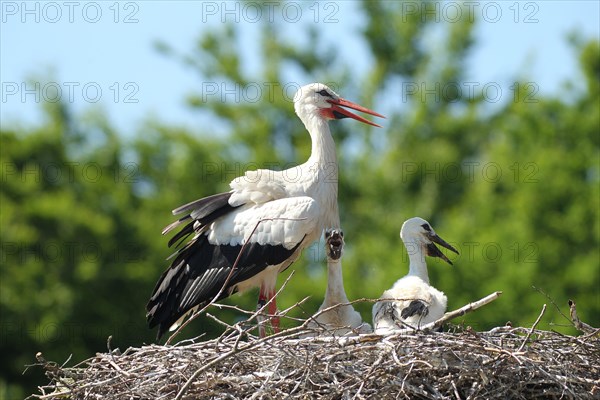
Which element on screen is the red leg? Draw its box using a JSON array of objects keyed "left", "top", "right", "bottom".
[
  {"left": 257, "top": 284, "right": 279, "bottom": 337},
  {"left": 267, "top": 289, "right": 280, "bottom": 333},
  {"left": 257, "top": 285, "right": 268, "bottom": 338}
]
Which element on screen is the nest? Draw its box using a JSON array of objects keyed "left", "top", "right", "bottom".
[{"left": 30, "top": 298, "right": 599, "bottom": 400}]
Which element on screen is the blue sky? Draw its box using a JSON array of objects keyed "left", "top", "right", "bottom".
[{"left": 1, "top": 1, "right": 599, "bottom": 134}]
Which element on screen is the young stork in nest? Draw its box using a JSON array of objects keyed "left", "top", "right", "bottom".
[
  {"left": 372, "top": 217, "right": 458, "bottom": 334},
  {"left": 305, "top": 229, "right": 372, "bottom": 336}
]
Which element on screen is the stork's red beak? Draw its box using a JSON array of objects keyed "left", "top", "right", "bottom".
[{"left": 322, "top": 98, "right": 385, "bottom": 127}]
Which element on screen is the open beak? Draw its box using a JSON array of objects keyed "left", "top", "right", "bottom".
[
  {"left": 324, "top": 98, "right": 385, "bottom": 127},
  {"left": 426, "top": 234, "right": 459, "bottom": 265},
  {"left": 326, "top": 230, "right": 344, "bottom": 260}
]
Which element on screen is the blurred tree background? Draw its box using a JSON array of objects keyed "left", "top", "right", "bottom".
[{"left": 1, "top": 1, "right": 598, "bottom": 398}]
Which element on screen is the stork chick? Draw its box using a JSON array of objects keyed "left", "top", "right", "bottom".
[
  {"left": 372, "top": 217, "right": 458, "bottom": 334},
  {"left": 305, "top": 229, "right": 372, "bottom": 336}
]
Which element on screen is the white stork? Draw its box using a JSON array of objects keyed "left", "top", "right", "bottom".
[
  {"left": 372, "top": 217, "right": 458, "bottom": 334},
  {"left": 305, "top": 229, "right": 372, "bottom": 336},
  {"left": 146, "top": 83, "right": 384, "bottom": 339}
]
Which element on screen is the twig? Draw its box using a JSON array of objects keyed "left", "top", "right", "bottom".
[
  {"left": 483, "top": 347, "right": 525, "bottom": 365},
  {"left": 425, "top": 291, "right": 503, "bottom": 332},
  {"left": 214, "top": 274, "right": 304, "bottom": 347},
  {"left": 240, "top": 270, "right": 301, "bottom": 333},
  {"left": 353, "top": 353, "right": 385, "bottom": 399},
  {"left": 517, "top": 304, "right": 546, "bottom": 352},
  {"left": 532, "top": 286, "right": 571, "bottom": 322},
  {"left": 451, "top": 380, "right": 461, "bottom": 400},
  {"left": 106, "top": 359, "right": 130, "bottom": 378},
  {"left": 206, "top": 313, "right": 236, "bottom": 331},
  {"left": 568, "top": 299, "right": 599, "bottom": 336}
]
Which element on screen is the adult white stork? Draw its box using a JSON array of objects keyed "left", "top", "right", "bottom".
[
  {"left": 372, "top": 217, "right": 458, "bottom": 334},
  {"left": 305, "top": 229, "right": 372, "bottom": 336},
  {"left": 146, "top": 83, "right": 384, "bottom": 339}
]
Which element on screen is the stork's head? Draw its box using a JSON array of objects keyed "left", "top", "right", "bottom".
[
  {"left": 324, "top": 229, "right": 345, "bottom": 261},
  {"left": 400, "top": 217, "right": 459, "bottom": 265},
  {"left": 293, "top": 83, "right": 385, "bottom": 128}
]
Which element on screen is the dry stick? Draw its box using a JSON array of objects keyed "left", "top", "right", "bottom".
[
  {"left": 301, "top": 299, "right": 369, "bottom": 333},
  {"left": 451, "top": 380, "right": 461, "bottom": 400},
  {"left": 532, "top": 286, "right": 571, "bottom": 323},
  {"left": 206, "top": 313, "right": 236, "bottom": 331},
  {"left": 209, "top": 275, "right": 305, "bottom": 356},
  {"left": 210, "top": 290, "right": 311, "bottom": 342},
  {"left": 568, "top": 299, "right": 599, "bottom": 335},
  {"left": 517, "top": 303, "right": 546, "bottom": 353},
  {"left": 165, "top": 217, "right": 307, "bottom": 345},
  {"left": 423, "top": 291, "right": 503, "bottom": 332},
  {"left": 353, "top": 353, "right": 385, "bottom": 399},
  {"left": 211, "top": 293, "right": 307, "bottom": 329},
  {"left": 445, "top": 292, "right": 500, "bottom": 325},
  {"left": 230, "top": 272, "right": 306, "bottom": 340},
  {"left": 239, "top": 271, "right": 302, "bottom": 335}
]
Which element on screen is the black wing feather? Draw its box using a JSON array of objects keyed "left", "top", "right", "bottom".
[
  {"left": 165, "top": 192, "right": 238, "bottom": 248},
  {"left": 173, "top": 192, "right": 233, "bottom": 216},
  {"left": 162, "top": 215, "right": 191, "bottom": 235},
  {"left": 167, "top": 220, "right": 195, "bottom": 248},
  {"left": 401, "top": 300, "right": 429, "bottom": 319},
  {"left": 163, "top": 192, "right": 235, "bottom": 235}
]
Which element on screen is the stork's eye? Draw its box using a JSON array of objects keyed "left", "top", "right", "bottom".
[
  {"left": 317, "top": 89, "right": 332, "bottom": 98},
  {"left": 421, "top": 224, "right": 431, "bottom": 232}
]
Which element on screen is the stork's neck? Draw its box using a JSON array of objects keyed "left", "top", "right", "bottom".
[
  {"left": 405, "top": 241, "right": 430, "bottom": 284},
  {"left": 323, "top": 258, "right": 350, "bottom": 307},
  {"left": 303, "top": 115, "right": 337, "bottom": 165},
  {"left": 300, "top": 114, "right": 340, "bottom": 228}
]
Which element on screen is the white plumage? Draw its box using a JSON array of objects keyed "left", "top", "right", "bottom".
[
  {"left": 147, "top": 83, "right": 384, "bottom": 339},
  {"left": 372, "top": 217, "right": 458, "bottom": 334},
  {"left": 305, "top": 229, "right": 372, "bottom": 336},
  {"left": 207, "top": 197, "right": 319, "bottom": 247}
]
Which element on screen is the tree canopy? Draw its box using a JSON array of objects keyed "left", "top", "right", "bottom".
[{"left": 1, "top": 2, "right": 598, "bottom": 398}]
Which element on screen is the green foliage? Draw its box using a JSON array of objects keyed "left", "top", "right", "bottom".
[{"left": 1, "top": 2, "right": 598, "bottom": 397}]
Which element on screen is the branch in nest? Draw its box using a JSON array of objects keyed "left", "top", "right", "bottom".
[
  {"left": 517, "top": 304, "right": 546, "bottom": 353},
  {"left": 568, "top": 299, "right": 599, "bottom": 336}
]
